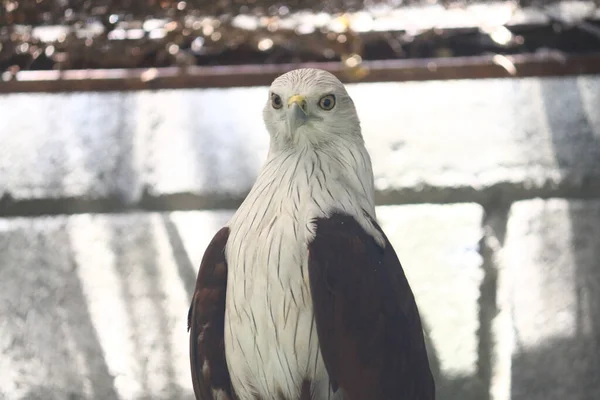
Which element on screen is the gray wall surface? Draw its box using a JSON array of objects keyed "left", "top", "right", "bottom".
[{"left": 1, "top": 75, "right": 599, "bottom": 400}]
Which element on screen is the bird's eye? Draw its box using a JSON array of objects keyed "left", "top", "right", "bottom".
[
  {"left": 271, "top": 93, "right": 283, "bottom": 109},
  {"left": 318, "top": 94, "right": 336, "bottom": 111}
]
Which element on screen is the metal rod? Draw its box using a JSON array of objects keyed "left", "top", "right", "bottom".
[{"left": 2, "top": 52, "right": 600, "bottom": 93}]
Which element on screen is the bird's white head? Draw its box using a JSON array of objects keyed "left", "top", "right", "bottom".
[{"left": 263, "top": 68, "right": 362, "bottom": 149}]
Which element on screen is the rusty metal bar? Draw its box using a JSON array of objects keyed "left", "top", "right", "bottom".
[{"left": 1, "top": 52, "right": 600, "bottom": 93}]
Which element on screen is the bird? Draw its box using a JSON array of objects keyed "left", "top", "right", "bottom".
[{"left": 187, "top": 68, "right": 435, "bottom": 400}]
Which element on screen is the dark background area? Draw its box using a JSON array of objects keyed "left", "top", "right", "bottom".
[{"left": 2, "top": 0, "right": 600, "bottom": 74}]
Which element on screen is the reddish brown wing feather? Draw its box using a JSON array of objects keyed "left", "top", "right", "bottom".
[
  {"left": 308, "top": 213, "right": 435, "bottom": 400},
  {"left": 188, "top": 227, "right": 235, "bottom": 400}
]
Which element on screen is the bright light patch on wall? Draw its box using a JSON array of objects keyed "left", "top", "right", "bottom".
[{"left": 68, "top": 216, "right": 142, "bottom": 400}]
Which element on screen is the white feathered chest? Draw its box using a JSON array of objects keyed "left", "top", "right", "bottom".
[{"left": 223, "top": 146, "right": 377, "bottom": 400}]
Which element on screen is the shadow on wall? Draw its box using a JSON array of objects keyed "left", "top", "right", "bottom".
[
  {"left": 542, "top": 77, "right": 600, "bottom": 400},
  {"left": 108, "top": 218, "right": 179, "bottom": 398},
  {"left": 512, "top": 335, "right": 600, "bottom": 400},
  {"left": 0, "top": 221, "right": 121, "bottom": 400},
  {"left": 0, "top": 216, "right": 204, "bottom": 400},
  {"left": 506, "top": 198, "right": 600, "bottom": 400},
  {"left": 510, "top": 76, "right": 600, "bottom": 400},
  {"left": 422, "top": 322, "right": 484, "bottom": 400}
]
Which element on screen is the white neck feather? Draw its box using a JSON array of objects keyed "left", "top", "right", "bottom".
[{"left": 228, "top": 141, "right": 384, "bottom": 247}]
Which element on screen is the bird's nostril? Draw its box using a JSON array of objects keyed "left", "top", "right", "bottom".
[{"left": 287, "top": 95, "right": 307, "bottom": 111}]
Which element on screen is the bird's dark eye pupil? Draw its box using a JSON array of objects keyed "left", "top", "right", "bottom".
[
  {"left": 271, "top": 94, "right": 283, "bottom": 109},
  {"left": 319, "top": 94, "right": 335, "bottom": 110}
]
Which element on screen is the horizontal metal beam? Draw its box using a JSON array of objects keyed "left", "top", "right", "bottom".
[{"left": 2, "top": 52, "right": 600, "bottom": 93}]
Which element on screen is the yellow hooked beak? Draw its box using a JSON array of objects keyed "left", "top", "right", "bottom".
[{"left": 287, "top": 95, "right": 308, "bottom": 135}]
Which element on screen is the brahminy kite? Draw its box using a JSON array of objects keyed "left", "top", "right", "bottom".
[{"left": 188, "top": 68, "right": 434, "bottom": 400}]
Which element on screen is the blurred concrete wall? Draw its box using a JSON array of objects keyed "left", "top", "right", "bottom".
[{"left": 0, "top": 75, "right": 599, "bottom": 400}]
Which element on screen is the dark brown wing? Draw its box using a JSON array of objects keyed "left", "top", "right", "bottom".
[
  {"left": 308, "top": 213, "right": 435, "bottom": 400},
  {"left": 187, "top": 227, "right": 235, "bottom": 400}
]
